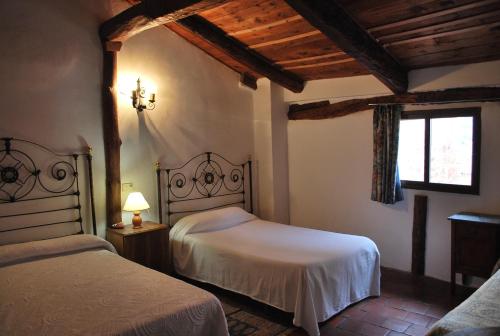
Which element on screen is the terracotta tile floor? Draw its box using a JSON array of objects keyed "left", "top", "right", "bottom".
[
  {"left": 318, "top": 268, "right": 474, "bottom": 336},
  {"left": 189, "top": 267, "right": 476, "bottom": 336}
]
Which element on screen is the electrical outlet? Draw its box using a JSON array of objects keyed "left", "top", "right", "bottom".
[{"left": 122, "top": 182, "right": 134, "bottom": 194}]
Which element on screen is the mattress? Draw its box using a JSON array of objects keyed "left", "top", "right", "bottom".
[
  {"left": 426, "top": 270, "right": 500, "bottom": 336},
  {"left": 0, "top": 234, "right": 228, "bottom": 336},
  {"left": 170, "top": 207, "right": 381, "bottom": 336}
]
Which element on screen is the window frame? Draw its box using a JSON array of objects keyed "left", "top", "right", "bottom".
[{"left": 400, "top": 107, "right": 481, "bottom": 195}]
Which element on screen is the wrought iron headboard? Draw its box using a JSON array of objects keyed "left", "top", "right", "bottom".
[
  {"left": 156, "top": 152, "right": 253, "bottom": 227},
  {"left": 0, "top": 137, "right": 97, "bottom": 235}
]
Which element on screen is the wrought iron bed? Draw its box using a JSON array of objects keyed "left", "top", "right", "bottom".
[
  {"left": 0, "top": 137, "right": 96, "bottom": 237},
  {"left": 156, "top": 152, "right": 253, "bottom": 227}
]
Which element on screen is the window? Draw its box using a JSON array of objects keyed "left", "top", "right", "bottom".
[{"left": 398, "top": 108, "right": 481, "bottom": 194}]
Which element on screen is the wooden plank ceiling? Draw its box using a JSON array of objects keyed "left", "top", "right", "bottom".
[
  {"left": 168, "top": 0, "right": 370, "bottom": 81},
  {"left": 338, "top": 0, "right": 500, "bottom": 69},
  {"left": 126, "top": 0, "right": 500, "bottom": 90}
]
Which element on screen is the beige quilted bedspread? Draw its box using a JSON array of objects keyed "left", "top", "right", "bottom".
[
  {"left": 426, "top": 270, "right": 500, "bottom": 336},
  {"left": 0, "top": 234, "right": 228, "bottom": 336}
]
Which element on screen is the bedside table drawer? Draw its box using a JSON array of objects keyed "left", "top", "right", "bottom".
[
  {"left": 453, "top": 221, "right": 499, "bottom": 278},
  {"left": 123, "top": 231, "right": 164, "bottom": 272},
  {"left": 107, "top": 222, "right": 169, "bottom": 274},
  {"left": 449, "top": 212, "right": 500, "bottom": 294}
]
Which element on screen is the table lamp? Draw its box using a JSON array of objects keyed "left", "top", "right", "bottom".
[{"left": 123, "top": 192, "right": 150, "bottom": 229}]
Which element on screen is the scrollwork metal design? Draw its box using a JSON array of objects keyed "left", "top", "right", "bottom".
[
  {"left": 37, "top": 160, "right": 77, "bottom": 194},
  {"left": 223, "top": 168, "right": 244, "bottom": 192},
  {"left": 193, "top": 159, "right": 224, "bottom": 197},
  {"left": 1, "top": 167, "right": 19, "bottom": 183},
  {"left": 157, "top": 152, "right": 254, "bottom": 227},
  {"left": 0, "top": 145, "right": 38, "bottom": 202},
  {"left": 169, "top": 172, "right": 195, "bottom": 199},
  {"left": 0, "top": 137, "right": 92, "bottom": 235}
]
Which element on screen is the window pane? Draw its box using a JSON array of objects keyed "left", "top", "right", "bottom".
[
  {"left": 399, "top": 119, "right": 425, "bottom": 182},
  {"left": 430, "top": 117, "right": 473, "bottom": 185}
]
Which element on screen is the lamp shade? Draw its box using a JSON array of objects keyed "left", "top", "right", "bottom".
[{"left": 123, "top": 192, "right": 150, "bottom": 212}]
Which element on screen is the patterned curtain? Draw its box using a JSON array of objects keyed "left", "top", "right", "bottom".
[{"left": 371, "top": 104, "right": 404, "bottom": 204}]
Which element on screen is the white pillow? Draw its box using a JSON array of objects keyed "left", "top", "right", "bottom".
[{"left": 177, "top": 207, "right": 256, "bottom": 234}]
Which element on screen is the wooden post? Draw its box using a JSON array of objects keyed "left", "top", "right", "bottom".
[
  {"left": 156, "top": 162, "right": 163, "bottom": 224},
  {"left": 450, "top": 220, "right": 457, "bottom": 294},
  {"left": 102, "top": 42, "right": 123, "bottom": 226},
  {"left": 86, "top": 146, "right": 97, "bottom": 235},
  {"left": 412, "top": 195, "right": 428, "bottom": 275},
  {"left": 248, "top": 160, "right": 253, "bottom": 214}
]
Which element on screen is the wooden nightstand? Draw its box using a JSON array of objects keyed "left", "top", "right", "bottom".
[
  {"left": 449, "top": 212, "right": 500, "bottom": 294},
  {"left": 106, "top": 222, "right": 169, "bottom": 274}
]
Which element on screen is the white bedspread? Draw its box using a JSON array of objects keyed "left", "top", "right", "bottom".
[
  {"left": 0, "top": 234, "right": 228, "bottom": 336},
  {"left": 170, "top": 208, "right": 381, "bottom": 336}
]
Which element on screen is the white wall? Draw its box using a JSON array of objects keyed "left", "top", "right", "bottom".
[
  {"left": 0, "top": 0, "right": 253, "bottom": 236},
  {"left": 287, "top": 61, "right": 500, "bottom": 281},
  {"left": 2, "top": 0, "right": 497, "bottom": 280},
  {"left": 0, "top": 0, "right": 127, "bottom": 238},
  {"left": 270, "top": 83, "right": 291, "bottom": 224},
  {"left": 117, "top": 27, "right": 254, "bottom": 224},
  {"left": 252, "top": 80, "right": 275, "bottom": 219},
  {"left": 252, "top": 80, "right": 290, "bottom": 223}
]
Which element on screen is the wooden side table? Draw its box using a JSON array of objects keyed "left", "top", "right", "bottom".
[
  {"left": 449, "top": 212, "right": 500, "bottom": 294},
  {"left": 106, "top": 222, "right": 169, "bottom": 274}
]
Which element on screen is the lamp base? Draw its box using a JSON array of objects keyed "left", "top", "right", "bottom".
[{"left": 132, "top": 211, "right": 143, "bottom": 229}]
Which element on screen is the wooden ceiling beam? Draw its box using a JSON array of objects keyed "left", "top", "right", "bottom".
[
  {"left": 175, "top": 15, "right": 305, "bottom": 93},
  {"left": 288, "top": 87, "right": 500, "bottom": 120},
  {"left": 240, "top": 73, "right": 258, "bottom": 90},
  {"left": 100, "top": 0, "right": 228, "bottom": 42},
  {"left": 165, "top": 22, "right": 262, "bottom": 80},
  {"left": 284, "top": 0, "right": 408, "bottom": 94}
]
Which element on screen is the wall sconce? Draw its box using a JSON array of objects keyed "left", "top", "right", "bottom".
[{"left": 131, "top": 78, "right": 156, "bottom": 112}]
